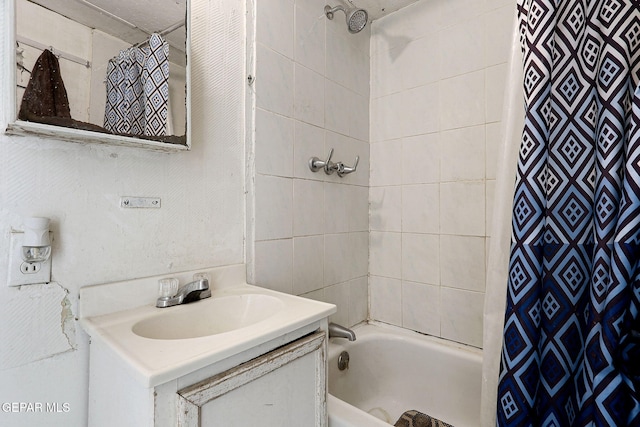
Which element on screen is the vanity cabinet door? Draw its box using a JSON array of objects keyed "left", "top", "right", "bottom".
[{"left": 177, "top": 331, "right": 327, "bottom": 427}]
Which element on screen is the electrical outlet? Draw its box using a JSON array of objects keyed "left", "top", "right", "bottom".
[
  {"left": 7, "top": 232, "right": 51, "bottom": 287},
  {"left": 20, "top": 262, "right": 41, "bottom": 274}
]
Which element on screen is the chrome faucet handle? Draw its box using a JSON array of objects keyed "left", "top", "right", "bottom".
[
  {"left": 337, "top": 155, "right": 359, "bottom": 177},
  {"left": 309, "top": 148, "right": 339, "bottom": 175},
  {"left": 323, "top": 148, "right": 339, "bottom": 175},
  {"left": 309, "top": 148, "right": 333, "bottom": 172}
]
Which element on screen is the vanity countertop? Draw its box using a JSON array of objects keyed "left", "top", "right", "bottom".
[{"left": 79, "top": 265, "right": 335, "bottom": 387}]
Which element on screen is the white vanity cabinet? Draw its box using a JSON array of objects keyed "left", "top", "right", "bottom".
[
  {"left": 81, "top": 265, "right": 335, "bottom": 427},
  {"left": 88, "top": 322, "right": 328, "bottom": 427},
  {"left": 174, "top": 330, "right": 326, "bottom": 427}
]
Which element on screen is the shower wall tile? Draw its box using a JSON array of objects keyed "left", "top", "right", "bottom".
[
  {"left": 348, "top": 186, "right": 369, "bottom": 232},
  {"left": 252, "top": 0, "right": 369, "bottom": 329},
  {"left": 370, "top": 139, "right": 403, "bottom": 186},
  {"left": 349, "top": 277, "right": 369, "bottom": 325},
  {"left": 402, "top": 184, "right": 439, "bottom": 234},
  {"left": 255, "top": 239, "right": 293, "bottom": 294},
  {"left": 256, "top": 44, "right": 294, "bottom": 117},
  {"left": 440, "top": 287, "right": 484, "bottom": 347},
  {"left": 440, "top": 125, "right": 485, "bottom": 182},
  {"left": 440, "top": 235, "right": 486, "bottom": 292},
  {"left": 485, "top": 122, "right": 501, "bottom": 180},
  {"left": 371, "top": 44, "right": 406, "bottom": 99},
  {"left": 371, "top": 0, "right": 442, "bottom": 51},
  {"left": 370, "top": 276, "right": 402, "bottom": 326},
  {"left": 486, "top": 63, "right": 508, "bottom": 123},
  {"left": 325, "top": 281, "right": 350, "bottom": 326},
  {"left": 400, "top": 83, "right": 440, "bottom": 137},
  {"left": 440, "top": 181, "right": 485, "bottom": 236},
  {"left": 370, "top": 186, "right": 402, "bottom": 232},
  {"left": 350, "top": 231, "right": 370, "bottom": 278},
  {"left": 324, "top": 182, "right": 350, "bottom": 233},
  {"left": 401, "top": 36, "right": 441, "bottom": 89},
  {"left": 325, "top": 79, "right": 353, "bottom": 137},
  {"left": 370, "top": 92, "right": 407, "bottom": 142},
  {"left": 255, "top": 108, "right": 294, "bottom": 177},
  {"left": 294, "top": 3, "right": 325, "bottom": 75},
  {"left": 485, "top": 0, "right": 516, "bottom": 11},
  {"left": 293, "top": 235, "right": 324, "bottom": 295},
  {"left": 484, "top": 5, "right": 514, "bottom": 67},
  {"left": 402, "top": 133, "right": 440, "bottom": 184},
  {"left": 255, "top": 174, "right": 293, "bottom": 241},
  {"left": 326, "top": 26, "right": 370, "bottom": 97},
  {"left": 256, "top": 0, "right": 293, "bottom": 59},
  {"left": 439, "top": 71, "right": 485, "bottom": 131},
  {"left": 373, "top": 36, "right": 440, "bottom": 99},
  {"left": 438, "top": 16, "right": 485, "bottom": 78},
  {"left": 370, "top": 0, "right": 513, "bottom": 348},
  {"left": 486, "top": 180, "right": 496, "bottom": 237},
  {"left": 349, "top": 91, "right": 370, "bottom": 142},
  {"left": 294, "top": 64, "right": 325, "bottom": 127},
  {"left": 293, "top": 178, "right": 324, "bottom": 236},
  {"left": 440, "top": 0, "right": 485, "bottom": 28},
  {"left": 300, "top": 288, "right": 324, "bottom": 303},
  {"left": 369, "top": 231, "right": 402, "bottom": 279},
  {"left": 327, "top": 131, "right": 369, "bottom": 186},
  {"left": 293, "top": 120, "right": 325, "bottom": 180},
  {"left": 324, "top": 233, "right": 352, "bottom": 285},
  {"left": 402, "top": 281, "right": 440, "bottom": 336},
  {"left": 401, "top": 233, "right": 440, "bottom": 285}
]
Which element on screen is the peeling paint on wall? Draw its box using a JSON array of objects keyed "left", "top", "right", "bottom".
[
  {"left": 59, "top": 286, "right": 77, "bottom": 350},
  {"left": 1, "top": 282, "right": 76, "bottom": 369}
]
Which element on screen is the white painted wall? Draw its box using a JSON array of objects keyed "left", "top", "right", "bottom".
[
  {"left": 247, "top": 0, "right": 370, "bottom": 327},
  {"left": 369, "top": 0, "right": 514, "bottom": 347},
  {"left": 0, "top": 0, "right": 245, "bottom": 425}
]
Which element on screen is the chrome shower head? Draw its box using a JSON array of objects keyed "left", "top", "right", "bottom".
[{"left": 324, "top": 2, "right": 368, "bottom": 34}]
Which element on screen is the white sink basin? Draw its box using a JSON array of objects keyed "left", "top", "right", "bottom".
[
  {"left": 79, "top": 265, "right": 336, "bottom": 387},
  {"left": 132, "top": 294, "right": 285, "bottom": 339}
]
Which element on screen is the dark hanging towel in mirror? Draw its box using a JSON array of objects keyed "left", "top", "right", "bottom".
[
  {"left": 18, "top": 49, "right": 71, "bottom": 121},
  {"left": 18, "top": 49, "right": 108, "bottom": 133}
]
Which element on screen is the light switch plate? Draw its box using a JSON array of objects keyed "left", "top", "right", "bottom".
[{"left": 7, "top": 232, "right": 51, "bottom": 287}]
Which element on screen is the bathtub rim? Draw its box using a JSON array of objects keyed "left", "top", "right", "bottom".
[
  {"left": 328, "top": 321, "right": 483, "bottom": 361},
  {"left": 327, "top": 321, "right": 483, "bottom": 426}
]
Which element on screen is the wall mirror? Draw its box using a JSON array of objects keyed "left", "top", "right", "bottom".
[{"left": 8, "top": 0, "right": 189, "bottom": 151}]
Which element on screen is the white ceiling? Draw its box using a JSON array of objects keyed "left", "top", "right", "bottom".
[{"left": 28, "top": 0, "right": 186, "bottom": 50}]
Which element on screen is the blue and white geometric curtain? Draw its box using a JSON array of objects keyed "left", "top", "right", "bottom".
[
  {"left": 104, "top": 33, "right": 170, "bottom": 136},
  {"left": 497, "top": 0, "right": 640, "bottom": 425}
]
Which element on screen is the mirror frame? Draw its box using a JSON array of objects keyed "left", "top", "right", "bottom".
[{"left": 1, "top": 0, "right": 191, "bottom": 153}]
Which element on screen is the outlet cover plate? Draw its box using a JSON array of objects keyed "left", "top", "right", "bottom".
[{"left": 7, "top": 232, "right": 51, "bottom": 287}]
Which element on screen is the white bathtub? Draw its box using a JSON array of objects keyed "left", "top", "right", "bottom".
[{"left": 327, "top": 322, "right": 482, "bottom": 427}]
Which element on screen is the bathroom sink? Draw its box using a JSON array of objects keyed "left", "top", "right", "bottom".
[
  {"left": 79, "top": 266, "right": 336, "bottom": 387},
  {"left": 132, "top": 294, "right": 285, "bottom": 340}
]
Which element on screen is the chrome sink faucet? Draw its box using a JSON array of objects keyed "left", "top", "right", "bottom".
[
  {"left": 328, "top": 322, "right": 356, "bottom": 341},
  {"left": 156, "top": 275, "right": 211, "bottom": 308}
]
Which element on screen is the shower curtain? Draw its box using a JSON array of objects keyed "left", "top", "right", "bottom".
[
  {"left": 495, "top": 0, "right": 640, "bottom": 425},
  {"left": 103, "top": 33, "right": 170, "bottom": 136}
]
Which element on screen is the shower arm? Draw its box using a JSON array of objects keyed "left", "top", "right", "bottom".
[{"left": 324, "top": 4, "right": 345, "bottom": 20}]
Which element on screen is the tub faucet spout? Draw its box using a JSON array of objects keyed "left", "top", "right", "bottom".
[{"left": 328, "top": 322, "right": 356, "bottom": 341}]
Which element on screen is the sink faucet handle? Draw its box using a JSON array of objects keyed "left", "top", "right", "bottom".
[
  {"left": 158, "top": 278, "right": 179, "bottom": 298},
  {"left": 193, "top": 272, "right": 210, "bottom": 287}
]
